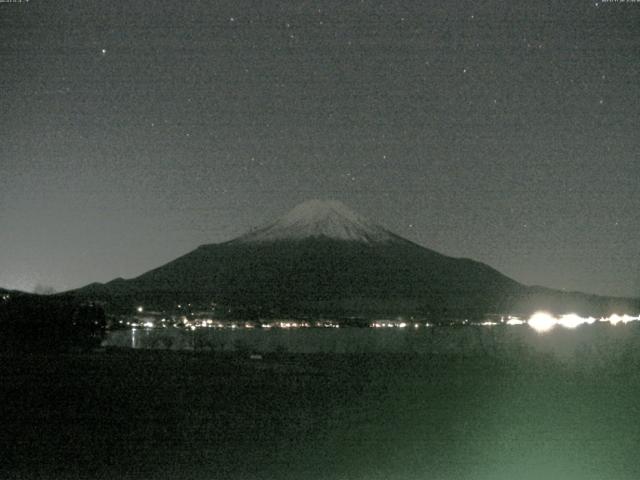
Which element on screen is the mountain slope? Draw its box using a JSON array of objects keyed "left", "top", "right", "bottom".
[{"left": 69, "top": 200, "right": 638, "bottom": 318}]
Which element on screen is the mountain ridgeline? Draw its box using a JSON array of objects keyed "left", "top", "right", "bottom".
[{"left": 69, "top": 200, "right": 638, "bottom": 319}]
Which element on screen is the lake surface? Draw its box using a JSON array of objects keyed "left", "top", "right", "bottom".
[
  {"left": 4, "top": 347, "right": 640, "bottom": 480},
  {"left": 104, "top": 322, "right": 640, "bottom": 360}
]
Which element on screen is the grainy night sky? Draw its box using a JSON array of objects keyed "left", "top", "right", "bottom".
[{"left": 1, "top": 0, "right": 638, "bottom": 297}]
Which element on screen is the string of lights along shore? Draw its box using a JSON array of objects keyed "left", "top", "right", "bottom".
[{"left": 1, "top": 0, "right": 639, "bottom": 299}]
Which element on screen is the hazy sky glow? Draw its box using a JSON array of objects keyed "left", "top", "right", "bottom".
[{"left": 1, "top": 0, "right": 639, "bottom": 296}]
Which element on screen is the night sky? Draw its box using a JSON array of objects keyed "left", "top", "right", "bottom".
[{"left": 1, "top": 0, "right": 638, "bottom": 297}]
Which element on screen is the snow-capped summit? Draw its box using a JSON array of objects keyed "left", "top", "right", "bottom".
[{"left": 235, "top": 199, "right": 398, "bottom": 244}]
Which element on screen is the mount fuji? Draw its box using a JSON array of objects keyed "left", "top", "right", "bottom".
[{"left": 68, "top": 200, "right": 637, "bottom": 318}]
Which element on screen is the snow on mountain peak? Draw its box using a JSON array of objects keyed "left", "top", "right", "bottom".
[{"left": 235, "top": 199, "right": 398, "bottom": 244}]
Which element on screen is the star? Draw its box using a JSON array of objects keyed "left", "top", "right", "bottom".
[
  {"left": 341, "top": 172, "right": 357, "bottom": 182},
  {"left": 101, "top": 48, "right": 107, "bottom": 55}
]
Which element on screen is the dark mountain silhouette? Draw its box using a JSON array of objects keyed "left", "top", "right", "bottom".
[
  {"left": 0, "top": 287, "right": 31, "bottom": 297},
  {"left": 67, "top": 200, "right": 638, "bottom": 318},
  {"left": 0, "top": 289, "right": 106, "bottom": 351}
]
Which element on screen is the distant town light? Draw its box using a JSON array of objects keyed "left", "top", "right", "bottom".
[
  {"left": 528, "top": 311, "right": 556, "bottom": 333},
  {"left": 557, "top": 313, "right": 585, "bottom": 329},
  {"left": 607, "top": 314, "right": 623, "bottom": 325},
  {"left": 600, "top": 313, "right": 640, "bottom": 325},
  {"left": 506, "top": 318, "right": 524, "bottom": 326},
  {"left": 137, "top": 306, "right": 143, "bottom": 313}
]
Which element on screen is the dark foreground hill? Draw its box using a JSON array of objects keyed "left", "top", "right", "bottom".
[{"left": 67, "top": 200, "right": 638, "bottom": 318}]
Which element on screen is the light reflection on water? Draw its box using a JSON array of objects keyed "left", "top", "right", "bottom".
[{"left": 105, "top": 320, "right": 640, "bottom": 359}]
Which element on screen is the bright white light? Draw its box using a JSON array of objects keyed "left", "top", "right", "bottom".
[
  {"left": 608, "top": 314, "right": 623, "bottom": 325},
  {"left": 481, "top": 321, "right": 498, "bottom": 326},
  {"left": 137, "top": 306, "right": 143, "bottom": 313},
  {"left": 528, "top": 311, "right": 557, "bottom": 333},
  {"left": 143, "top": 321, "right": 154, "bottom": 328},
  {"left": 557, "top": 313, "right": 585, "bottom": 329},
  {"left": 506, "top": 318, "right": 524, "bottom": 326},
  {"left": 398, "top": 322, "right": 407, "bottom": 328},
  {"left": 601, "top": 313, "right": 640, "bottom": 325}
]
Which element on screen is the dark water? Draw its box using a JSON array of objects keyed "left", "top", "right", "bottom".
[{"left": 3, "top": 326, "right": 640, "bottom": 479}]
